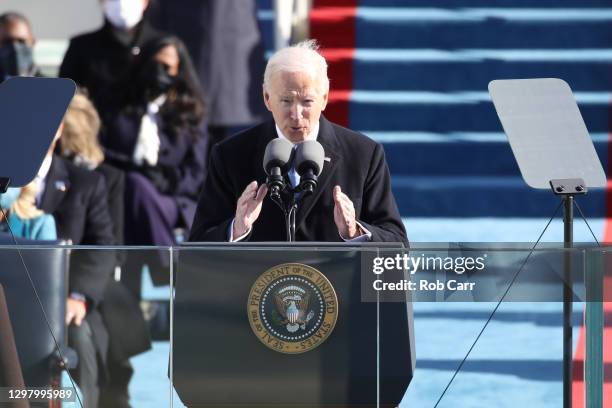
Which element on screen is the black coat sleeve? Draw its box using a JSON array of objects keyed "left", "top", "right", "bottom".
[
  {"left": 97, "top": 164, "right": 125, "bottom": 245},
  {"left": 59, "top": 39, "right": 83, "bottom": 85},
  {"left": 69, "top": 173, "right": 115, "bottom": 307},
  {"left": 168, "top": 132, "right": 208, "bottom": 199},
  {"left": 358, "top": 143, "right": 408, "bottom": 245},
  {"left": 188, "top": 145, "right": 236, "bottom": 242}
]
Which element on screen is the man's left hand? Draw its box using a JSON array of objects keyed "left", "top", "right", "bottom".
[{"left": 333, "top": 185, "right": 359, "bottom": 239}]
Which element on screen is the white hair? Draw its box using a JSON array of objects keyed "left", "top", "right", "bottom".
[{"left": 263, "top": 39, "right": 329, "bottom": 93}]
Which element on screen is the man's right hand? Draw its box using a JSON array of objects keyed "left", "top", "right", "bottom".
[{"left": 232, "top": 181, "right": 268, "bottom": 238}]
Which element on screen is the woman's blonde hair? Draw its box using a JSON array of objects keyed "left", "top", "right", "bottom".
[
  {"left": 11, "top": 182, "right": 43, "bottom": 220},
  {"left": 60, "top": 93, "right": 105, "bottom": 166}
]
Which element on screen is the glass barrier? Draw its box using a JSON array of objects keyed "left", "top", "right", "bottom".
[
  {"left": 582, "top": 247, "right": 610, "bottom": 408},
  {"left": 170, "top": 243, "right": 605, "bottom": 408},
  {"left": 0, "top": 245, "right": 173, "bottom": 408},
  {"left": 0, "top": 243, "right": 605, "bottom": 407}
]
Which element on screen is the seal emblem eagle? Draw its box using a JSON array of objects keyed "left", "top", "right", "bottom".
[{"left": 247, "top": 263, "right": 338, "bottom": 354}]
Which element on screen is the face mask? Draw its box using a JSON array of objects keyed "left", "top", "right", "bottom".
[
  {"left": 142, "top": 62, "right": 175, "bottom": 98},
  {"left": 103, "top": 0, "right": 144, "bottom": 30},
  {"left": 0, "top": 41, "right": 34, "bottom": 78}
]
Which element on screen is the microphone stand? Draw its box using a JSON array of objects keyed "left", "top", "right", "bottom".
[
  {"left": 268, "top": 177, "right": 315, "bottom": 242},
  {"left": 287, "top": 198, "right": 298, "bottom": 242}
]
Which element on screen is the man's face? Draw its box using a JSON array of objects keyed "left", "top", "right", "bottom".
[
  {"left": 263, "top": 70, "right": 328, "bottom": 143},
  {"left": 0, "top": 19, "right": 34, "bottom": 47}
]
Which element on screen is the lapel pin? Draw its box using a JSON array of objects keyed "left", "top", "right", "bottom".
[
  {"left": 55, "top": 181, "right": 67, "bottom": 192},
  {"left": 324, "top": 157, "right": 331, "bottom": 162}
]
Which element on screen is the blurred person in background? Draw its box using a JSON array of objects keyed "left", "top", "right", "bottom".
[
  {"left": 0, "top": 12, "right": 40, "bottom": 80},
  {"left": 0, "top": 12, "right": 116, "bottom": 407},
  {"left": 0, "top": 182, "right": 56, "bottom": 240},
  {"left": 274, "top": 0, "right": 312, "bottom": 49},
  {"left": 149, "top": 0, "right": 266, "bottom": 162},
  {"left": 100, "top": 35, "right": 206, "bottom": 298},
  {"left": 39, "top": 125, "right": 115, "bottom": 408},
  {"left": 60, "top": 92, "right": 125, "bottom": 249},
  {"left": 60, "top": 0, "right": 162, "bottom": 122},
  {"left": 59, "top": 92, "right": 151, "bottom": 408}
]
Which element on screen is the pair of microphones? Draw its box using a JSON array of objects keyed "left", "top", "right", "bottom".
[{"left": 263, "top": 138, "right": 325, "bottom": 201}]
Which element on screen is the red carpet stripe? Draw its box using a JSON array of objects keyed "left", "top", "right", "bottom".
[{"left": 309, "top": 1, "right": 357, "bottom": 127}]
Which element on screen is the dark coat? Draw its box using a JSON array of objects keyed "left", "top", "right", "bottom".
[
  {"left": 189, "top": 117, "right": 408, "bottom": 244},
  {"left": 39, "top": 156, "right": 115, "bottom": 359},
  {"left": 149, "top": 0, "right": 266, "bottom": 126},
  {"left": 59, "top": 20, "right": 163, "bottom": 120},
  {"left": 96, "top": 163, "right": 124, "bottom": 247},
  {"left": 95, "top": 163, "right": 151, "bottom": 361},
  {"left": 101, "top": 111, "right": 207, "bottom": 227}
]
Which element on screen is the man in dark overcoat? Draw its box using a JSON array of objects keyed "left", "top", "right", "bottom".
[
  {"left": 189, "top": 41, "right": 407, "bottom": 245},
  {"left": 59, "top": 0, "right": 162, "bottom": 121}
]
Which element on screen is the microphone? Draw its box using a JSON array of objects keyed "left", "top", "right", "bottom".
[
  {"left": 295, "top": 140, "right": 324, "bottom": 195},
  {"left": 263, "top": 138, "right": 293, "bottom": 199}
]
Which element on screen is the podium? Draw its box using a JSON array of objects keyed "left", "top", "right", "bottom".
[{"left": 173, "top": 243, "right": 414, "bottom": 407}]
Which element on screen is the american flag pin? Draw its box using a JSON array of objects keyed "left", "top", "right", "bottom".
[{"left": 55, "top": 181, "right": 67, "bottom": 192}]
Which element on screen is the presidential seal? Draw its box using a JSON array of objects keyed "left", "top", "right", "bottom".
[{"left": 247, "top": 263, "right": 338, "bottom": 354}]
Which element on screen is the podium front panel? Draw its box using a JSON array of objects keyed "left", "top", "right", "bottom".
[{"left": 172, "top": 244, "right": 413, "bottom": 407}]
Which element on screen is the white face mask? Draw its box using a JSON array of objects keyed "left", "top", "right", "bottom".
[{"left": 102, "top": 0, "right": 145, "bottom": 30}]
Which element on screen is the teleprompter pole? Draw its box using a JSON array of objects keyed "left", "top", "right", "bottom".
[
  {"left": 563, "top": 194, "right": 573, "bottom": 408},
  {"left": 550, "top": 178, "right": 586, "bottom": 408}
]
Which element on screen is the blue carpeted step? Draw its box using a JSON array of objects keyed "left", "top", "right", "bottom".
[
  {"left": 391, "top": 175, "right": 607, "bottom": 217},
  {"left": 258, "top": 6, "right": 612, "bottom": 50},
  {"left": 355, "top": 17, "right": 612, "bottom": 49},
  {"left": 256, "top": 10, "right": 274, "bottom": 52},
  {"left": 352, "top": 59, "right": 612, "bottom": 92},
  {"left": 256, "top": 0, "right": 273, "bottom": 10},
  {"left": 259, "top": 7, "right": 612, "bottom": 51},
  {"left": 257, "top": 0, "right": 612, "bottom": 219},
  {"left": 348, "top": 97, "right": 610, "bottom": 133},
  {"left": 374, "top": 135, "right": 608, "bottom": 176},
  {"left": 358, "top": 0, "right": 612, "bottom": 8}
]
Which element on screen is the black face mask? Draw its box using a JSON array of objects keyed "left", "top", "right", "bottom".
[
  {"left": 141, "top": 62, "right": 176, "bottom": 98},
  {"left": 0, "top": 41, "right": 34, "bottom": 78}
]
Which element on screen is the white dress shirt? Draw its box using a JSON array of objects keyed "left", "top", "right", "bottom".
[{"left": 133, "top": 95, "right": 166, "bottom": 167}]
